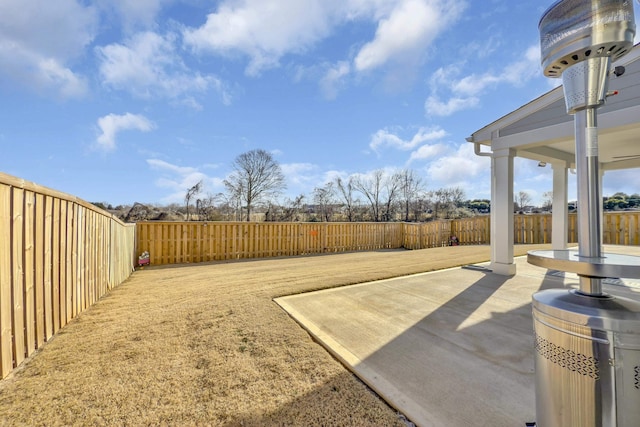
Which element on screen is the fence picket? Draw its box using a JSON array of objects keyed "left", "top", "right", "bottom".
[
  {"left": 34, "top": 194, "right": 45, "bottom": 349},
  {"left": 24, "top": 191, "right": 35, "bottom": 355},
  {"left": 0, "top": 185, "right": 12, "bottom": 377},
  {"left": 11, "top": 189, "right": 26, "bottom": 367}
]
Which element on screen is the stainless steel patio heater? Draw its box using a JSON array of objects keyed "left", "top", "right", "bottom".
[{"left": 527, "top": 0, "right": 640, "bottom": 426}]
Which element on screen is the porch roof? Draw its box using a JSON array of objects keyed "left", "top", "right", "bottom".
[{"left": 467, "top": 43, "right": 640, "bottom": 171}]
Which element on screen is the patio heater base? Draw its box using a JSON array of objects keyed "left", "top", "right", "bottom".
[{"left": 532, "top": 289, "right": 640, "bottom": 427}]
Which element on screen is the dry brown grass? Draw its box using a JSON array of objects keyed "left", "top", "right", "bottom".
[{"left": 0, "top": 244, "right": 547, "bottom": 426}]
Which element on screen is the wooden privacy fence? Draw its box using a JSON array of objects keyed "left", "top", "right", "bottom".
[
  {"left": 513, "top": 212, "right": 640, "bottom": 245},
  {"left": 514, "top": 214, "right": 557, "bottom": 245},
  {"left": 137, "top": 212, "right": 640, "bottom": 266},
  {"left": 0, "top": 172, "right": 136, "bottom": 379},
  {"left": 136, "top": 218, "right": 492, "bottom": 265},
  {"left": 136, "top": 222, "right": 405, "bottom": 264},
  {"left": 402, "top": 220, "right": 452, "bottom": 249},
  {"left": 602, "top": 212, "right": 640, "bottom": 245}
]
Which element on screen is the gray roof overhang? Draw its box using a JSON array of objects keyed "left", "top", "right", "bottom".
[{"left": 468, "top": 44, "right": 640, "bottom": 171}]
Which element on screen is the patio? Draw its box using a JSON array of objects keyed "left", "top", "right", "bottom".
[{"left": 276, "top": 245, "right": 640, "bottom": 427}]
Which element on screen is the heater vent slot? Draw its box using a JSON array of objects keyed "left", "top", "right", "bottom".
[
  {"left": 534, "top": 334, "right": 600, "bottom": 379},
  {"left": 543, "top": 43, "right": 629, "bottom": 77}
]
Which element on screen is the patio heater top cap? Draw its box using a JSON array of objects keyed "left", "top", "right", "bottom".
[{"left": 539, "top": 0, "right": 636, "bottom": 78}]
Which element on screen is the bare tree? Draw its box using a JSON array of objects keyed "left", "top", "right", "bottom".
[
  {"left": 398, "top": 169, "right": 425, "bottom": 221},
  {"left": 381, "top": 171, "right": 402, "bottom": 222},
  {"left": 542, "top": 191, "right": 553, "bottom": 211},
  {"left": 196, "top": 193, "right": 220, "bottom": 220},
  {"left": 430, "top": 187, "right": 466, "bottom": 219},
  {"left": 185, "top": 180, "right": 203, "bottom": 221},
  {"left": 224, "top": 149, "right": 286, "bottom": 221},
  {"left": 313, "top": 182, "right": 335, "bottom": 222},
  {"left": 354, "top": 170, "right": 384, "bottom": 221},
  {"left": 277, "top": 194, "right": 305, "bottom": 221},
  {"left": 515, "top": 190, "right": 532, "bottom": 212},
  {"left": 430, "top": 188, "right": 447, "bottom": 220},
  {"left": 334, "top": 176, "right": 358, "bottom": 222},
  {"left": 289, "top": 194, "right": 306, "bottom": 221},
  {"left": 448, "top": 187, "right": 466, "bottom": 218},
  {"left": 215, "top": 190, "right": 243, "bottom": 220},
  {"left": 411, "top": 197, "right": 430, "bottom": 222}
]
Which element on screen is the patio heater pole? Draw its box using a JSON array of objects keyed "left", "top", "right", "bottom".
[{"left": 574, "top": 80, "right": 604, "bottom": 295}]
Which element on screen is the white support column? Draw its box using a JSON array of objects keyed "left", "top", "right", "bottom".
[
  {"left": 599, "top": 168, "right": 605, "bottom": 247},
  {"left": 551, "top": 161, "right": 569, "bottom": 250},
  {"left": 491, "top": 147, "right": 516, "bottom": 275}
]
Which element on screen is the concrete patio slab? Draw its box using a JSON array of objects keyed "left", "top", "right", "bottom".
[{"left": 275, "top": 246, "right": 640, "bottom": 427}]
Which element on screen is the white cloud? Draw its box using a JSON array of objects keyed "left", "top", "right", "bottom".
[
  {"left": 321, "top": 169, "right": 350, "bottom": 184},
  {"left": 0, "top": 48, "right": 89, "bottom": 98},
  {"left": 147, "top": 158, "right": 225, "bottom": 203},
  {"left": 369, "top": 126, "right": 448, "bottom": 152},
  {"left": 96, "top": 113, "right": 155, "bottom": 151},
  {"left": 0, "top": 0, "right": 97, "bottom": 98},
  {"left": 0, "top": 0, "right": 97, "bottom": 60},
  {"left": 425, "top": 44, "right": 540, "bottom": 117},
  {"left": 460, "top": 36, "right": 501, "bottom": 60},
  {"left": 31, "top": 56, "right": 88, "bottom": 99},
  {"left": 281, "top": 162, "right": 320, "bottom": 187},
  {"left": 97, "top": 31, "right": 230, "bottom": 105},
  {"left": 408, "top": 143, "right": 448, "bottom": 163},
  {"left": 354, "top": 0, "right": 465, "bottom": 72},
  {"left": 147, "top": 159, "right": 197, "bottom": 176},
  {"left": 182, "top": 0, "right": 465, "bottom": 81},
  {"left": 426, "top": 143, "right": 489, "bottom": 185},
  {"left": 500, "top": 45, "right": 541, "bottom": 86},
  {"left": 425, "top": 95, "right": 479, "bottom": 116},
  {"left": 96, "top": 0, "right": 166, "bottom": 31},
  {"left": 451, "top": 74, "right": 501, "bottom": 97},
  {"left": 320, "top": 61, "right": 351, "bottom": 99},
  {"left": 183, "top": 0, "right": 335, "bottom": 76}
]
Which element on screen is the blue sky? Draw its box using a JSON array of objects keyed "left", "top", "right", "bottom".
[{"left": 1, "top": 0, "right": 639, "bottom": 207}]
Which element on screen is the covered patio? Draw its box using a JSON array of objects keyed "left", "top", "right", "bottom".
[{"left": 467, "top": 43, "right": 640, "bottom": 275}]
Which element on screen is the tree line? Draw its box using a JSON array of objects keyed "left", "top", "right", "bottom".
[
  {"left": 153, "top": 149, "right": 488, "bottom": 223},
  {"left": 602, "top": 192, "right": 640, "bottom": 211},
  {"left": 514, "top": 190, "right": 640, "bottom": 214}
]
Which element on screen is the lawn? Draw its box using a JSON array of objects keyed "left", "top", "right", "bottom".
[{"left": 0, "top": 244, "right": 546, "bottom": 426}]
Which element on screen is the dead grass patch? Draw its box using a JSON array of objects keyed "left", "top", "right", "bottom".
[{"left": 0, "top": 244, "right": 547, "bottom": 426}]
